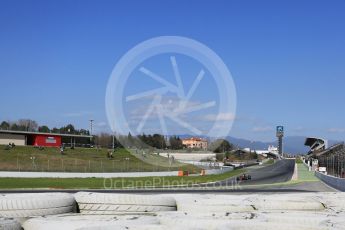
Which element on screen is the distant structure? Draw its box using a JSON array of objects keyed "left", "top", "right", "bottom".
[
  {"left": 304, "top": 137, "right": 328, "bottom": 155},
  {"left": 182, "top": 137, "right": 208, "bottom": 150},
  {"left": 257, "top": 145, "right": 279, "bottom": 155},
  {"left": 0, "top": 130, "right": 92, "bottom": 147},
  {"left": 276, "top": 126, "right": 284, "bottom": 155},
  {"left": 304, "top": 137, "right": 345, "bottom": 178},
  {"left": 89, "top": 119, "right": 94, "bottom": 136},
  {"left": 243, "top": 145, "right": 279, "bottom": 157}
]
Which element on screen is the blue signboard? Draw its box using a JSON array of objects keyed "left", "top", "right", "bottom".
[{"left": 276, "top": 126, "right": 284, "bottom": 133}]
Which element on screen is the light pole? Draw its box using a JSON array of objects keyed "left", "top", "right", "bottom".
[
  {"left": 68, "top": 128, "right": 72, "bottom": 148},
  {"left": 112, "top": 133, "right": 116, "bottom": 152},
  {"left": 89, "top": 119, "right": 94, "bottom": 136},
  {"left": 89, "top": 119, "right": 94, "bottom": 148}
]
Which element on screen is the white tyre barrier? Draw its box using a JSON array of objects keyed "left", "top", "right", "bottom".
[
  {"left": 77, "top": 225, "right": 167, "bottom": 230},
  {"left": 243, "top": 195, "right": 325, "bottom": 211},
  {"left": 78, "top": 203, "right": 176, "bottom": 213},
  {"left": 74, "top": 192, "right": 176, "bottom": 206},
  {"left": 0, "top": 217, "right": 21, "bottom": 230},
  {"left": 0, "top": 193, "right": 76, "bottom": 218},
  {"left": 312, "top": 193, "right": 345, "bottom": 211},
  {"left": 158, "top": 218, "right": 326, "bottom": 230},
  {"left": 22, "top": 214, "right": 160, "bottom": 230},
  {"left": 177, "top": 204, "right": 255, "bottom": 212},
  {"left": 175, "top": 196, "right": 255, "bottom": 213},
  {"left": 75, "top": 192, "right": 177, "bottom": 213},
  {"left": 258, "top": 212, "right": 345, "bottom": 229},
  {"left": 157, "top": 211, "right": 255, "bottom": 220},
  {"left": 253, "top": 200, "right": 325, "bottom": 211},
  {"left": 0, "top": 206, "right": 74, "bottom": 218}
]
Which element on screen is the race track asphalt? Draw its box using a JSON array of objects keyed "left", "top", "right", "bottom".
[{"left": 223, "top": 159, "right": 296, "bottom": 186}]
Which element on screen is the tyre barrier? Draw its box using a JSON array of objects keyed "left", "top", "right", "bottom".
[
  {"left": 177, "top": 204, "right": 255, "bottom": 212},
  {"left": 0, "top": 193, "right": 76, "bottom": 218},
  {"left": 176, "top": 194, "right": 325, "bottom": 212},
  {"left": 258, "top": 212, "right": 345, "bottom": 229},
  {"left": 74, "top": 192, "right": 177, "bottom": 214},
  {"left": 156, "top": 211, "right": 345, "bottom": 230},
  {"left": 3, "top": 192, "right": 345, "bottom": 229},
  {"left": 76, "top": 225, "right": 167, "bottom": 230},
  {"left": 157, "top": 217, "right": 326, "bottom": 230},
  {"left": 0, "top": 217, "right": 21, "bottom": 230},
  {"left": 242, "top": 195, "right": 325, "bottom": 211},
  {"left": 22, "top": 214, "right": 160, "bottom": 230}
]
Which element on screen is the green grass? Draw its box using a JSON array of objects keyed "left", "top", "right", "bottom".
[
  {"left": 264, "top": 159, "right": 275, "bottom": 165},
  {"left": 296, "top": 158, "right": 304, "bottom": 164},
  {"left": 0, "top": 145, "right": 198, "bottom": 173},
  {"left": 296, "top": 163, "right": 319, "bottom": 182},
  {"left": 0, "top": 169, "right": 245, "bottom": 189}
]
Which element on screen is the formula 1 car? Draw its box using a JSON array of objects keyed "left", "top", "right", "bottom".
[{"left": 236, "top": 174, "right": 252, "bottom": 181}]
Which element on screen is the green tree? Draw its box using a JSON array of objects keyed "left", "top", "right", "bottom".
[
  {"left": 209, "top": 139, "right": 234, "bottom": 153},
  {"left": 152, "top": 134, "right": 166, "bottom": 149},
  {"left": 127, "top": 132, "right": 134, "bottom": 147},
  {"left": 0, "top": 121, "right": 10, "bottom": 130},
  {"left": 38, "top": 125, "right": 50, "bottom": 133},
  {"left": 169, "top": 136, "right": 183, "bottom": 150},
  {"left": 59, "top": 124, "right": 75, "bottom": 134},
  {"left": 51, "top": 127, "right": 59, "bottom": 133},
  {"left": 17, "top": 119, "right": 38, "bottom": 131},
  {"left": 79, "top": 129, "right": 90, "bottom": 135},
  {"left": 65, "top": 124, "right": 75, "bottom": 133},
  {"left": 10, "top": 123, "right": 19, "bottom": 131}
]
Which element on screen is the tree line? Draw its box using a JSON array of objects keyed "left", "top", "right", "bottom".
[
  {"left": 0, "top": 119, "right": 89, "bottom": 135},
  {"left": 95, "top": 132, "right": 234, "bottom": 153},
  {"left": 0, "top": 119, "right": 235, "bottom": 153},
  {"left": 94, "top": 133, "right": 184, "bottom": 150}
]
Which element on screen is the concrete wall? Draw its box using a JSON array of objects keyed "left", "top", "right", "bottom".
[
  {"left": 205, "top": 167, "right": 234, "bottom": 175},
  {"left": 0, "top": 167, "right": 231, "bottom": 178},
  {"left": 0, "top": 133, "right": 25, "bottom": 146},
  {"left": 315, "top": 171, "right": 345, "bottom": 191}
]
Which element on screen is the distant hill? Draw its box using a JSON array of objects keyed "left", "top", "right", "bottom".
[
  {"left": 225, "top": 136, "right": 309, "bottom": 154},
  {"left": 177, "top": 134, "right": 341, "bottom": 155},
  {"left": 226, "top": 136, "right": 341, "bottom": 155}
]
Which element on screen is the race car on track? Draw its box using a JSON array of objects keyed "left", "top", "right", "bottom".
[{"left": 236, "top": 174, "right": 252, "bottom": 181}]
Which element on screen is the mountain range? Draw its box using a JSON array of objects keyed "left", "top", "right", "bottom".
[{"left": 178, "top": 135, "right": 341, "bottom": 154}]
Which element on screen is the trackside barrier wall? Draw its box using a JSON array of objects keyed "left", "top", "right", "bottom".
[
  {"left": 315, "top": 171, "right": 345, "bottom": 191},
  {"left": 205, "top": 167, "right": 233, "bottom": 175},
  {"left": 0, "top": 167, "right": 233, "bottom": 178}
]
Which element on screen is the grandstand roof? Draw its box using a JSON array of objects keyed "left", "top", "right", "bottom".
[{"left": 0, "top": 129, "right": 92, "bottom": 138}]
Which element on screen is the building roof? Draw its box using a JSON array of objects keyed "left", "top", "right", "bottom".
[
  {"left": 182, "top": 137, "right": 207, "bottom": 142},
  {"left": 311, "top": 143, "right": 344, "bottom": 157},
  {"left": 304, "top": 137, "right": 326, "bottom": 147},
  {"left": 0, "top": 129, "right": 93, "bottom": 138},
  {"left": 304, "top": 137, "right": 328, "bottom": 155}
]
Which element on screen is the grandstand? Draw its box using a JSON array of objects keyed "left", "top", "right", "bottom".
[
  {"left": 305, "top": 137, "right": 345, "bottom": 178},
  {"left": 304, "top": 137, "right": 328, "bottom": 155}
]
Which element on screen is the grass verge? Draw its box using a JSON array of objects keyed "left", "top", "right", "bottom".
[
  {"left": 264, "top": 159, "right": 275, "bottom": 165},
  {"left": 296, "top": 163, "right": 319, "bottom": 182},
  {"left": 0, "top": 145, "right": 198, "bottom": 173},
  {"left": 295, "top": 158, "right": 304, "bottom": 164},
  {"left": 0, "top": 169, "right": 245, "bottom": 189}
]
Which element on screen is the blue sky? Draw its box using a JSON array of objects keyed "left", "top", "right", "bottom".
[{"left": 0, "top": 0, "right": 345, "bottom": 142}]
